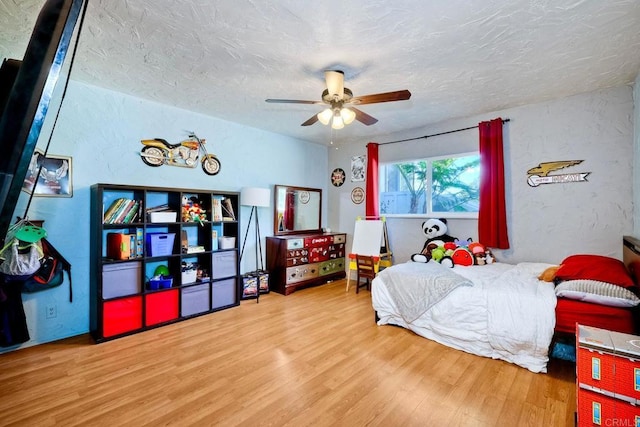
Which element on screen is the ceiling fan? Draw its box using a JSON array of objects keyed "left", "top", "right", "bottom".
[{"left": 265, "top": 70, "right": 411, "bottom": 129}]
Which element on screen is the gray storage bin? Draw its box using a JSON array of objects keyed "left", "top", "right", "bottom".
[
  {"left": 211, "top": 251, "right": 237, "bottom": 279},
  {"left": 212, "top": 278, "right": 236, "bottom": 309},
  {"left": 102, "top": 262, "right": 142, "bottom": 299},
  {"left": 180, "top": 283, "right": 210, "bottom": 316}
]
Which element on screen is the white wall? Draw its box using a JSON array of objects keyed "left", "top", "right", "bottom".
[
  {"left": 4, "top": 81, "right": 329, "bottom": 352},
  {"left": 329, "top": 85, "right": 635, "bottom": 266}
]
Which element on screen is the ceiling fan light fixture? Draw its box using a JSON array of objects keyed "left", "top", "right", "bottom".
[
  {"left": 317, "top": 108, "right": 332, "bottom": 125},
  {"left": 340, "top": 107, "right": 356, "bottom": 125},
  {"left": 331, "top": 113, "right": 345, "bottom": 130}
]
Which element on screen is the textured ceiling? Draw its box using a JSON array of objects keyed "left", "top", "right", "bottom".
[{"left": 2, "top": 0, "right": 639, "bottom": 146}]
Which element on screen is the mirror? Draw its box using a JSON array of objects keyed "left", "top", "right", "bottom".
[{"left": 274, "top": 185, "right": 322, "bottom": 235}]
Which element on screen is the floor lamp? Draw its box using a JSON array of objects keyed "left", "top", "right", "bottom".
[{"left": 239, "top": 187, "right": 271, "bottom": 301}]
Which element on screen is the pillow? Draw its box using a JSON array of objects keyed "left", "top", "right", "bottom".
[
  {"left": 555, "top": 254, "right": 634, "bottom": 288},
  {"left": 555, "top": 279, "right": 640, "bottom": 307},
  {"left": 538, "top": 266, "right": 560, "bottom": 282}
]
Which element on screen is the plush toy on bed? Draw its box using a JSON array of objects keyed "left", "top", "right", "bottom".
[{"left": 411, "top": 218, "right": 457, "bottom": 263}]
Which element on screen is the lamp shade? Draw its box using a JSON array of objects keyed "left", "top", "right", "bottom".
[
  {"left": 241, "top": 187, "right": 271, "bottom": 207},
  {"left": 317, "top": 108, "right": 332, "bottom": 125},
  {"left": 340, "top": 107, "right": 356, "bottom": 125}
]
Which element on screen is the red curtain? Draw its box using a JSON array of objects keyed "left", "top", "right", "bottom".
[
  {"left": 366, "top": 143, "right": 379, "bottom": 218},
  {"left": 478, "top": 118, "right": 509, "bottom": 249},
  {"left": 284, "top": 190, "right": 295, "bottom": 230}
]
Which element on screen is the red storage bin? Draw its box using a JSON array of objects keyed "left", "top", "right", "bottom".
[
  {"left": 103, "top": 296, "right": 142, "bottom": 337},
  {"left": 145, "top": 289, "right": 179, "bottom": 326}
]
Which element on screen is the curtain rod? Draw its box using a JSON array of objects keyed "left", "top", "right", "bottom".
[{"left": 377, "top": 118, "right": 510, "bottom": 146}]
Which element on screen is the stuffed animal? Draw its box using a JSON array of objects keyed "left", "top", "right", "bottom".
[
  {"left": 451, "top": 247, "right": 474, "bottom": 266},
  {"left": 411, "top": 218, "right": 457, "bottom": 263}
]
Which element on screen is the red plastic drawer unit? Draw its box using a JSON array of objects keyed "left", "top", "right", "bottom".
[
  {"left": 577, "top": 347, "right": 617, "bottom": 392},
  {"left": 145, "top": 289, "right": 179, "bottom": 326},
  {"left": 615, "top": 401, "right": 640, "bottom": 425},
  {"left": 577, "top": 388, "right": 617, "bottom": 426},
  {"left": 102, "top": 296, "right": 142, "bottom": 337},
  {"left": 577, "top": 325, "right": 640, "bottom": 426}
]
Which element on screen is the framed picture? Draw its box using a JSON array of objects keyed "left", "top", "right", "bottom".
[
  {"left": 22, "top": 149, "right": 73, "bottom": 197},
  {"left": 351, "top": 155, "right": 365, "bottom": 182}
]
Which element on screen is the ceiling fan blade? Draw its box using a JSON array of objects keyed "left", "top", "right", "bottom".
[
  {"left": 265, "top": 99, "right": 322, "bottom": 104},
  {"left": 350, "top": 89, "right": 411, "bottom": 105},
  {"left": 325, "top": 70, "right": 344, "bottom": 98},
  {"left": 351, "top": 107, "right": 378, "bottom": 126},
  {"left": 301, "top": 114, "right": 319, "bottom": 126}
]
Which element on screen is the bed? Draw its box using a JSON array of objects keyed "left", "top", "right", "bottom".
[
  {"left": 372, "top": 238, "right": 640, "bottom": 373},
  {"left": 372, "top": 260, "right": 557, "bottom": 373}
]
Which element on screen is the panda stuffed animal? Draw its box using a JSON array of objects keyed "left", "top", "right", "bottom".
[{"left": 411, "top": 218, "right": 457, "bottom": 263}]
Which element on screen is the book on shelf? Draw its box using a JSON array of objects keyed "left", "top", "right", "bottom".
[
  {"left": 122, "top": 201, "right": 140, "bottom": 224},
  {"left": 135, "top": 228, "right": 144, "bottom": 257},
  {"left": 212, "top": 198, "right": 223, "bottom": 222},
  {"left": 104, "top": 198, "right": 140, "bottom": 224},
  {"left": 103, "top": 198, "right": 125, "bottom": 223},
  {"left": 222, "top": 198, "right": 236, "bottom": 221},
  {"left": 212, "top": 229, "right": 218, "bottom": 250}
]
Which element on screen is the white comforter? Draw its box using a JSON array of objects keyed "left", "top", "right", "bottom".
[{"left": 372, "top": 261, "right": 557, "bottom": 373}]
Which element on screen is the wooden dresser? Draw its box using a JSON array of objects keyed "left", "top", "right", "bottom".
[
  {"left": 576, "top": 324, "right": 640, "bottom": 425},
  {"left": 266, "top": 232, "right": 346, "bottom": 295}
]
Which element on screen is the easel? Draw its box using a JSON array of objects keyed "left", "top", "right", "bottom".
[{"left": 346, "top": 216, "right": 393, "bottom": 292}]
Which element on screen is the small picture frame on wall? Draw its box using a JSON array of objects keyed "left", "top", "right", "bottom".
[
  {"left": 351, "top": 155, "right": 366, "bottom": 182},
  {"left": 22, "top": 149, "right": 73, "bottom": 197}
]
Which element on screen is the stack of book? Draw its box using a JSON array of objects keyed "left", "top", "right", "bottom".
[
  {"left": 103, "top": 198, "right": 141, "bottom": 224},
  {"left": 212, "top": 198, "right": 223, "bottom": 222}
]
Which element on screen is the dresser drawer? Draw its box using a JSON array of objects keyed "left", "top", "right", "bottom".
[
  {"left": 304, "top": 235, "right": 332, "bottom": 247},
  {"left": 287, "top": 248, "right": 308, "bottom": 258},
  {"left": 286, "top": 239, "right": 304, "bottom": 250},
  {"left": 286, "top": 263, "right": 320, "bottom": 284},
  {"left": 286, "top": 256, "right": 309, "bottom": 267},
  {"left": 319, "top": 258, "right": 345, "bottom": 276}
]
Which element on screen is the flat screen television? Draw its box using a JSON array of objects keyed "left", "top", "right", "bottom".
[{"left": 0, "top": 0, "right": 84, "bottom": 240}]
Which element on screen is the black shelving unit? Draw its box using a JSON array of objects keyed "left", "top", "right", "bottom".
[{"left": 90, "top": 183, "right": 240, "bottom": 342}]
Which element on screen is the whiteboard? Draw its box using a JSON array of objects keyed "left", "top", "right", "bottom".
[{"left": 351, "top": 220, "right": 384, "bottom": 256}]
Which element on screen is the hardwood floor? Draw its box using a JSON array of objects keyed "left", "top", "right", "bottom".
[{"left": 0, "top": 279, "right": 576, "bottom": 426}]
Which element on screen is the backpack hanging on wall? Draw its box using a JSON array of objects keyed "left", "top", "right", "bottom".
[{"left": 22, "top": 238, "right": 72, "bottom": 302}]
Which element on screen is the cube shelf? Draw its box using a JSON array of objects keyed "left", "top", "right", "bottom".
[{"left": 90, "top": 183, "right": 241, "bottom": 342}]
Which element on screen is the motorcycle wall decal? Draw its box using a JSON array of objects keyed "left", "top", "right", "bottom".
[{"left": 139, "top": 132, "right": 221, "bottom": 175}]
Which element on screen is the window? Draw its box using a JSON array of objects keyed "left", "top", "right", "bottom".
[{"left": 379, "top": 152, "right": 480, "bottom": 218}]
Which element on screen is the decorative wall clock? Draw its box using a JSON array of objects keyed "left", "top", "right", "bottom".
[
  {"left": 331, "top": 168, "right": 345, "bottom": 187},
  {"left": 351, "top": 187, "right": 365, "bottom": 204}
]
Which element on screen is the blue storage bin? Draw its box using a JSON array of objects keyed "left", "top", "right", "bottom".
[
  {"left": 146, "top": 233, "right": 175, "bottom": 256},
  {"left": 212, "top": 278, "right": 236, "bottom": 309},
  {"left": 180, "top": 283, "right": 210, "bottom": 316}
]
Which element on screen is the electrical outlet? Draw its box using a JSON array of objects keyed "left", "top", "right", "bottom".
[{"left": 46, "top": 304, "right": 57, "bottom": 319}]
